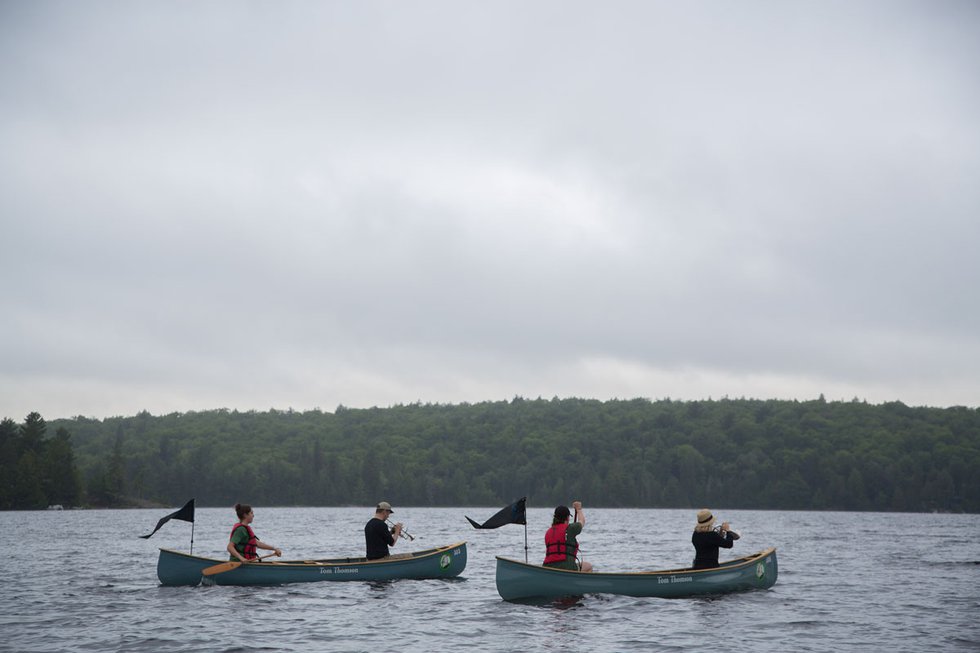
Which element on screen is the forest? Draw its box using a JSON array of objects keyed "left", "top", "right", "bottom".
[{"left": 2, "top": 396, "right": 977, "bottom": 512}]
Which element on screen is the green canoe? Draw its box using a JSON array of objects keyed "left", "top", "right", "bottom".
[
  {"left": 495, "top": 547, "right": 777, "bottom": 601},
  {"left": 157, "top": 541, "right": 467, "bottom": 586}
]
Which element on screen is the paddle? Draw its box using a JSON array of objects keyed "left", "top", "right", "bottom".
[{"left": 202, "top": 552, "right": 280, "bottom": 577}]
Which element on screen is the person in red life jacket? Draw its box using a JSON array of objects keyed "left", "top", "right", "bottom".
[
  {"left": 543, "top": 500, "right": 593, "bottom": 572},
  {"left": 691, "top": 508, "right": 738, "bottom": 569},
  {"left": 226, "top": 503, "right": 282, "bottom": 562}
]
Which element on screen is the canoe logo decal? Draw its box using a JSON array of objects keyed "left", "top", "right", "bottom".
[
  {"left": 756, "top": 562, "right": 765, "bottom": 579},
  {"left": 440, "top": 554, "right": 452, "bottom": 570}
]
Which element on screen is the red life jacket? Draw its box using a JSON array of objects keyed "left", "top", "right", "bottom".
[
  {"left": 544, "top": 523, "right": 577, "bottom": 564},
  {"left": 230, "top": 523, "right": 258, "bottom": 560}
]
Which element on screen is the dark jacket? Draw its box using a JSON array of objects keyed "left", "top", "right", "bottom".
[
  {"left": 365, "top": 517, "right": 394, "bottom": 560},
  {"left": 691, "top": 529, "right": 734, "bottom": 569}
]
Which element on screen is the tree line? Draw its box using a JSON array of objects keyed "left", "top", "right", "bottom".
[
  {"left": 0, "top": 413, "right": 83, "bottom": 509},
  {"left": 2, "top": 396, "right": 978, "bottom": 512}
]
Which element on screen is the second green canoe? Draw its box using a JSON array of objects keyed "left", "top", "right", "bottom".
[{"left": 495, "top": 547, "right": 777, "bottom": 601}]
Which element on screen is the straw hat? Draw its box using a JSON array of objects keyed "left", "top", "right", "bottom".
[{"left": 695, "top": 508, "right": 715, "bottom": 532}]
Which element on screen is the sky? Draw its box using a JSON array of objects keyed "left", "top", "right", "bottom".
[{"left": 2, "top": 1, "right": 979, "bottom": 421}]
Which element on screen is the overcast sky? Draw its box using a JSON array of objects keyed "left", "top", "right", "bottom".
[{"left": 2, "top": 1, "right": 978, "bottom": 421}]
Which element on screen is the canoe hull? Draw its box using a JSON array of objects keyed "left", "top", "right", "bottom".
[
  {"left": 495, "top": 547, "right": 777, "bottom": 601},
  {"left": 158, "top": 541, "right": 467, "bottom": 586}
]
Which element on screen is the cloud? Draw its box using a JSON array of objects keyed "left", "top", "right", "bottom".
[{"left": 2, "top": 1, "right": 979, "bottom": 419}]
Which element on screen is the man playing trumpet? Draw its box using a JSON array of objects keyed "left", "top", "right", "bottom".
[{"left": 365, "top": 501, "right": 403, "bottom": 560}]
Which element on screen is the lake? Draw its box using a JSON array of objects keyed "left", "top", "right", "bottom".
[{"left": 1, "top": 507, "right": 977, "bottom": 652}]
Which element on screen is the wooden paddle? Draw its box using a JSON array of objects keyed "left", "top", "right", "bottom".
[{"left": 202, "top": 552, "right": 280, "bottom": 577}]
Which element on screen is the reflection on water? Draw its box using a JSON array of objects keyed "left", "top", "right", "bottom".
[
  {"left": 0, "top": 508, "right": 978, "bottom": 652},
  {"left": 514, "top": 594, "right": 586, "bottom": 610}
]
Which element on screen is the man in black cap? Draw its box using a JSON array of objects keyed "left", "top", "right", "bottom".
[{"left": 365, "top": 501, "right": 403, "bottom": 560}]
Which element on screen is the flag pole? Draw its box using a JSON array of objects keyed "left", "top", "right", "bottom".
[
  {"left": 190, "top": 520, "right": 195, "bottom": 555},
  {"left": 523, "top": 496, "right": 528, "bottom": 563}
]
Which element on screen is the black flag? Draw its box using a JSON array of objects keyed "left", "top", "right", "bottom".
[
  {"left": 140, "top": 498, "right": 195, "bottom": 539},
  {"left": 466, "top": 497, "right": 526, "bottom": 529}
]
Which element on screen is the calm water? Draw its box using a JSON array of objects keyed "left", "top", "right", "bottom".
[{"left": 1, "top": 507, "right": 978, "bottom": 652}]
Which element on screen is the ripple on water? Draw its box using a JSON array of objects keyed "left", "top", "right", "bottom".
[{"left": 1, "top": 508, "right": 978, "bottom": 653}]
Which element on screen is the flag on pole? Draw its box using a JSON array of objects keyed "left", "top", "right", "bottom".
[
  {"left": 466, "top": 497, "right": 526, "bottom": 529},
  {"left": 140, "top": 498, "right": 195, "bottom": 539}
]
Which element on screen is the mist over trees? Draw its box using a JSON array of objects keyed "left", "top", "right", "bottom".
[{"left": 3, "top": 397, "right": 978, "bottom": 512}]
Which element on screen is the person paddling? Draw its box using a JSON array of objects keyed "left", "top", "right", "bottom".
[
  {"left": 226, "top": 503, "right": 282, "bottom": 563},
  {"left": 543, "top": 500, "right": 593, "bottom": 572}
]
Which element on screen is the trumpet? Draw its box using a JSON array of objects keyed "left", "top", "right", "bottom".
[
  {"left": 714, "top": 524, "right": 741, "bottom": 540},
  {"left": 387, "top": 518, "right": 415, "bottom": 541}
]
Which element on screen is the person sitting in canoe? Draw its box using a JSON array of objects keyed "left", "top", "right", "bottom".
[
  {"left": 691, "top": 508, "right": 737, "bottom": 569},
  {"left": 365, "top": 501, "right": 403, "bottom": 560},
  {"left": 543, "top": 500, "right": 593, "bottom": 572},
  {"left": 227, "top": 503, "right": 282, "bottom": 563}
]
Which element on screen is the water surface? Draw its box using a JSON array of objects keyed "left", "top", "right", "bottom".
[{"left": 1, "top": 507, "right": 977, "bottom": 652}]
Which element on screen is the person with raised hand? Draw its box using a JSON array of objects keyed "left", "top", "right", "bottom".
[{"left": 543, "top": 500, "right": 593, "bottom": 572}]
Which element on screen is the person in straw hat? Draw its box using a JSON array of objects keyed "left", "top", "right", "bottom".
[{"left": 691, "top": 508, "right": 737, "bottom": 569}]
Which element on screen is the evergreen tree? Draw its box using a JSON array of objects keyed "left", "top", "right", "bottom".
[
  {"left": 20, "top": 412, "right": 46, "bottom": 454},
  {"left": 43, "top": 427, "right": 83, "bottom": 507},
  {"left": 12, "top": 451, "right": 47, "bottom": 509},
  {"left": 103, "top": 431, "right": 126, "bottom": 505},
  {"left": 0, "top": 418, "right": 19, "bottom": 509}
]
